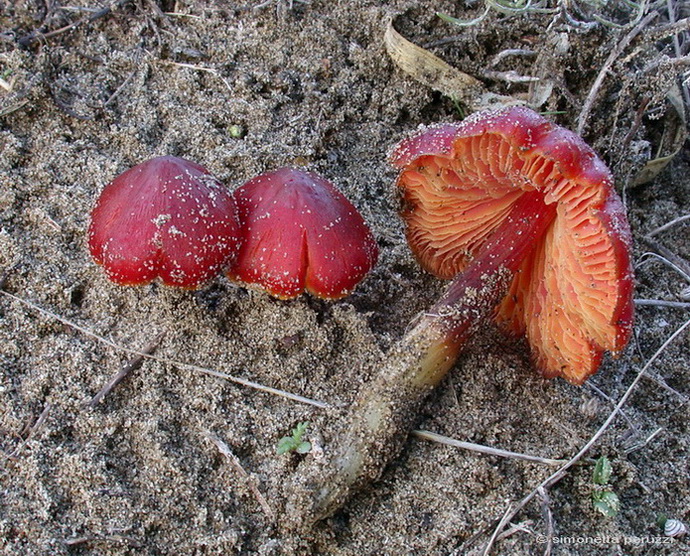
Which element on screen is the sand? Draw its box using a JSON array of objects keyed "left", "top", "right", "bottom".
[{"left": 1, "top": 1, "right": 689, "bottom": 554}]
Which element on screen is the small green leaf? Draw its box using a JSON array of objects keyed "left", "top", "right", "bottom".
[
  {"left": 276, "top": 422, "right": 311, "bottom": 455},
  {"left": 593, "top": 491, "right": 620, "bottom": 517},
  {"left": 277, "top": 437, "right": 295, "bottom": 455},
  {"left": 593, "top": 456, "right": 613, "bottom": 485},
  {"left": 293, "top": 422, "right": 309, "bottom": 439},
  {"left": 295, "top": 441, "right": 312, "bottom": 454},
  {"left": 228, "top": 124, "right": 245, "bottom": 138}
]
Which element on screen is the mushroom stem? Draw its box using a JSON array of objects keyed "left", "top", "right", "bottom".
[{"left": 293, "top": 190, "right": 557, "bottom": 523}]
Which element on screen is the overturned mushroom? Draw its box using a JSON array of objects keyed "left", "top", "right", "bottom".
[
  {"left": 394, "top": 106, "right": 635, "bottom": 383},
  {"left": 89, "top": 156, "right": 241, "bottom": 288},
  {"left": 290, "top": 106, "right": 634, "bottom": 523},
  {"left": 228, "top": 167, "right": 378, "bottom": 299}
]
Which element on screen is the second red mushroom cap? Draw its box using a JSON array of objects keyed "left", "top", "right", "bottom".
[{"left": 228, "top": 167, "right": 378, "bottom": 299}]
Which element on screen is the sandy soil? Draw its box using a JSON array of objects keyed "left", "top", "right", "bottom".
[{"left": 1, "top": 1, "right": 689, "bottom": 554}]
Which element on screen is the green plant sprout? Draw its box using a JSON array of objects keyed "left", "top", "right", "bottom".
[
  {"left": 228, "top": 124, "right": 245, "bottom": 138},
  {"left": 591, "top": 456, "right": 620, "bottom": 518},
  {"left": 277, "top": 422, "right": 312, "bottom": 455}
]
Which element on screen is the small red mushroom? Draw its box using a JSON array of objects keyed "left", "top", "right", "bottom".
[
  {"left": 292, "top": 106, "right": 635, "bottom": 523},
  {"left": 88, "top": 156, "right": 241, "bottom": 288},
  {"left": 228, "top": 167, "right": 378, "bottom": 299}
]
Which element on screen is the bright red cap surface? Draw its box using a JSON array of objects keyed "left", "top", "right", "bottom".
[
  {"left": 391, "top": 106, "right": 634, "bottom": 384},
  {"left": 88, "top": 156, "right": 241, "bottom": 288},
  {"left": 229, "top": 167, "right": 378, "bottom": 299}
]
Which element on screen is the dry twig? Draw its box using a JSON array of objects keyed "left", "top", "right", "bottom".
[
  {"left": 639, "top": 239, "right": 690, "bottom": 280},
  {"left": 577, "top": 12, "right": 658, "bottom": 135},
  {"left": 87, "top": 332, "right": 166, "bottom": 407},
  {"left": 634, "top": 298, "right": 690, "bottom": 309},
  {"left": 17, "top": 0, "right": 131, "bottom": 48},
  {"left": 0, "top": 404, "right": 51, "bottom": 463},
  {"left": 480, "top": 317, "right": 690, "bottom": 555},
  {"left": 104, "top": 68, "right": 139, "bottom": 107},
  {"left": 63, "top": 534, "right": 141, "bottom": 548},
  {"left": 205, "top": 432, "right": 275, "bottom": 521},
  {"left": 537, "top": 486, "right": 554, "bottom": 556},
  {"left": 647, "top": 213, "right": 690, "bottom": 236},
  {"left": 412, "top": 430, "right": 566, "bottom": 466},
  {"left": 0, "top": 288, "right": 640, "bottom": 468}
]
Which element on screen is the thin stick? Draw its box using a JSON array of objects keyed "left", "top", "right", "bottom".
[
  {"left": 482, "top": 317, "right": 690, "bottom": 554},
  {"left": 634, "top": 299, "right": 690, "bottom": 309},
  {"left": 537, "top": 486, "right": 554, "bottom": 556},
  {"left": 624, "top": 426, "right": 663, "bottom": 454},
  {"left": 189, "top": 366, "right": 330, "bottom": 408},
  {"left": 1, "top": 404, "right": 51, "bottom": 462},
  {"left": 160, "top": 61, "right": 247, "bottom": 99},
  {"left": 17, "top": 0, "right": 130, "bottom": 48},
  {"left": 63, "top": 535, "right": 141, "bottom": 548},
  {"left": 87, "top": 332, "right": 166, "bottom": 407},
  {"left": 483, "top": 503, "right": 515, "bottom": 556},
  {"left": 412, "top": 430, "right": 567, "bottom": 466},
  {"left": 0, "top": 99, "right": 29, "bottom": 118},
  {"left": 577, "top": 11, "right": 658, "bottom": 135},
  {"left": 641, "top": 368, "right": 688, "bottom": 403},
  {"left": 104, "top": 68, "right": 138, "bottom": 107},
  {"left": 644, "top": 16, "right": 690, "bottom": 42},
  {"left": 639, "top": 239, "right": 690, "bottom": 281},
  {"left": 205, "top": 432, "right": 275, "bottom": 521},
  {"left": 0, "top": 289, "right": 329, "bottom": 409},
  {"left": 647, "top": 213, "right": 690, "bottom": 237}
]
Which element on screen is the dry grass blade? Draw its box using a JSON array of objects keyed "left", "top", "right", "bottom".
[
  {"left": 647, "top": 213, "right": 690, "bottom": 236},
  {"left": 104, "top": 68, "right": 139, "bottom": 107},
  {"left": 0, "top": 99, "right": 29, "bottom": 118},
  {"left": 384, "top": 18, "right": 494, "bottom": 110},
  {"left": 87, "top": 332, "right": 166, "bottom": 407},
  {"left": 634, "top": 299, "right": 690, "bottom": 309},
  {"left": 412, "top": 430, "right": 567, "bottom": 466},
  {"left": 482, "top": 503, "right": 515, "bottom": 555},
  {"left": 624, "top": 426, "right": 663, "bottom": 454},
  {"left": 161, "top": 61, "right": 248, "bottom": 99},
  {"left": 644, "top": 16, "right": 690, "bottom": 41},
  {"left": 190, "top": 366, "right": 330, "bottom": 408},
  {"left": 480, "top": 317, "right": 690, "bottom": 555},
  {"left": 537, "top": 486, "right": 554, "bottom": 556},
  {"left": 1, "top": 289, "right": 633, "bottom": 465},
  {"left": 577, "top": 11, "right": 658, "bottom": 135},
  {"left": 204, "top": 432, "right": 275, "bottom": 521},
  {"left": 63, "top": 534, "right": 142, "bottom": 548},
  {"left": 639, "top": 240, "right": 690, "bottom": 281},
  {"left": 1, "top": 404, "right": 51, "bottom": 463}
]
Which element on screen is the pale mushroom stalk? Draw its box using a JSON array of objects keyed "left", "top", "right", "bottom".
[{"left": 297, "top": 189, "right": 557, "bottom": 522}]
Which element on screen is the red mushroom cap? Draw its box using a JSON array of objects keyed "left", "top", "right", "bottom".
[
  {"left": 391, "top": 106, "right": 634, "bottom": 384},
  {"left": 88, "top": 156, "right": 241, "bottom": 288},
  {"left": 228, "top": 167, "right": 378, "bottom": 299}
]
